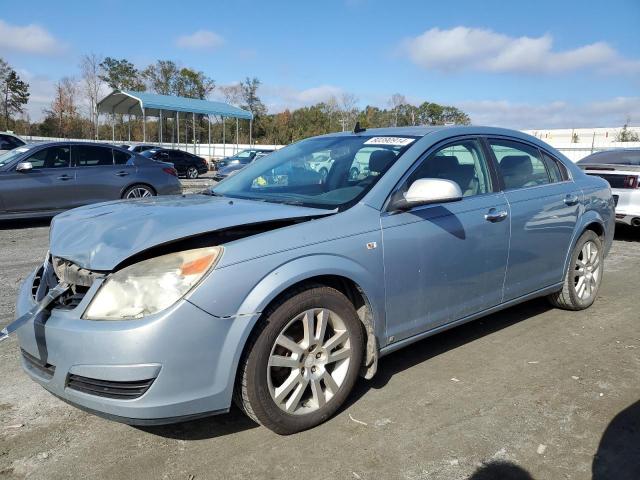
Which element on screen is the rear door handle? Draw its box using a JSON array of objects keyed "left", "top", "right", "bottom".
[
  {"left": 485, "top": 209, "right": 508, "bottom": 223},
  {"left": 57, "top": 174, "right": 72, "bottom": 181},
  {"left": 564, "top": 194, "right": 579, "bottom": 206},
  {"left": 115, "top": 171, "right": 129, "bottom": 177}
]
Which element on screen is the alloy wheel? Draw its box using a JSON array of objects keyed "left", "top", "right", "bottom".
[
  {"left": 187, "top": 167, "right": 198, "bottom": 179},
  {"left": 574, "top": 240, "right": 601, "bottom": 300},
  {"left": 267, "top": 308, "right": 352, "bottom": 415},
  {"left": 125, "top": 187, "right": 153, "bottom": 199}
]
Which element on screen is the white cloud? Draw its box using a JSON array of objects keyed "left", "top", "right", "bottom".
[
  {"left": 176, "top": 30, "right": 224, "bottom": 50},
  {"left": 460, "top": 97, "right": 640, "bottom": 129},
  {"left": 401, "top": 26, "right": 640, "bottom": 74},
  {"left": 261, "top": 84, "right": 345, "bottom": 111},
  {"left": 0, "top": 19, "right": 65, "bottom": 55}
]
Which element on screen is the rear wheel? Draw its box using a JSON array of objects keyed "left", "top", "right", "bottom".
[
  {"left": 122, "top": 184, "right": 155, "bottom": 199},
  {"left": 234, "top": 285, "right": 364, "bottom": 434},
  {"left": 186, "top": 166, "right": 199, "bottom": 179},
  {"left": 548, "top": 230, "right": 603, "bottom": 310}
]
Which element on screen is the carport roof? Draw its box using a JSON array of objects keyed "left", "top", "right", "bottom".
[{"left": 97, "top": 90, "right": 253, "bottom": 120}]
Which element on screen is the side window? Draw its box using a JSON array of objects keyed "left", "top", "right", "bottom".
[
  {"left": 542, "top": 152, "right": 569, "bottom": 183},
  {"left": 489, "top": 139, "right": 550, "bottom": 190},
  {"left": 405, "top": 138, "right": 492, "bottom": 197},
  {"left": 74, "top": 145, "right": 114, "bottom": 167},
  {"left": 0, "top": 135, "right": 23, "bottom": 150},
  {"left": 26, "top": 146, "right": 71, "bottom": 169},
  {"left": 113, "top": 149, "right": 131, "bottom": 165}
]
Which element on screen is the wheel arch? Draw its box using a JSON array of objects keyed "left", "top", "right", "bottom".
[
  {"left": 235, "top": 256, "right": 384, "bottom": 380},
  {"left": 562, "top": 210, "right": 606, "bottom": 278}
]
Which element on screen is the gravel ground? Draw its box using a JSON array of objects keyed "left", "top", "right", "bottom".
[{"left": 0, "top": 221, "right": 638, "bottom": 480}]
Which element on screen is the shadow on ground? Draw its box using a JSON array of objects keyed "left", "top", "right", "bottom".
[
  {"left": 468, "top": 460, "right": 535, "bottom": 480},
  {"left": 0, "top": 218, "right": 51, "bottom": 230},
  {"left": 592, "top": 400, "right": 640, "bottom": 480},
  {"left": 614, "top": 224, "right": 639, "bottom": 242}
]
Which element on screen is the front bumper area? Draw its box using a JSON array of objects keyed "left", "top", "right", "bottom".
[{"left": 14, "top": 268, "right": 259, "bottom": 425}]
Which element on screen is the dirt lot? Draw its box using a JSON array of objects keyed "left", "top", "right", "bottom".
[{"left": 0, "top": 221, "right": 638, "bottom": 480}]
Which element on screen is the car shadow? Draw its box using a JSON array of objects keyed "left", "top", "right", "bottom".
[
  {"left": 0, "top": 218, "right": 51, "bottom": 230},
  {"left": 344, "top": 298, "right": 551, "bottom": 406},
  {"left": 136, "top": 404, "right": 259, "bottom": 440},
  {"left": 592, "top": 400, "right": 640, "bottom": 479},
  {"left": 614, "top": 224, "right": 639, "bottom": 242},
  {"left": 467, "top": 460, "right": 535, "bottom": 479}
]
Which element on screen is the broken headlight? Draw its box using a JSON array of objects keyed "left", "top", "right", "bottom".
[{"left": 83, "top": 246, "right": 222, "bottom": 320}]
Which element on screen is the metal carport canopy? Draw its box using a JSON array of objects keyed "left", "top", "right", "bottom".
[{"left": 97, "top": 90, "right": 253, "bottom": 120}]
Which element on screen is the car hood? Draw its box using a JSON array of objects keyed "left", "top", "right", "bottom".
[{"left": 50, "top": 195, "right": 334, "bottom": 271}]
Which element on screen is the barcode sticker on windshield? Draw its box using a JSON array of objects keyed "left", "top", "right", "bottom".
[{"left": 364, "top": 137, "right": 415, "bottom": 146}]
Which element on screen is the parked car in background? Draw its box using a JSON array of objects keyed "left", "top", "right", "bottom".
[
  {"left": 216, "top": 148, "right": 274, "bottom": 170},
  {"left": 0, "top": 132, "right": 26, "bottom": 153},
  {"left": 141, "top": 148, "right": 208, "bottom": 178},
  {"left": 128, "top": 144, "right": 157, "bottom": 153},
  {"left": 5, "top": 127, "right": 613, "bottom": 434},
  {"left": 213, "top": 150, "right": 271, "bottom": 181},
  {"left": 579, "top": 148, "right": 640, "bottom": 227},
  {"left": 0, "top": 142, "right": 181, "bottom": 220}
]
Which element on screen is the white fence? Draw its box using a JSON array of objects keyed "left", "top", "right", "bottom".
[{"left": 20, "top": 135, "right": 283, "bottom": 161}]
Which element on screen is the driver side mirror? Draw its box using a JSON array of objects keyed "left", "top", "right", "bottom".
[
  {"left": 390, "top": 178, "right": 462, "bottom": 211},
  {"left": 16, "top": 161, "right": 33, "bottom": 173}
]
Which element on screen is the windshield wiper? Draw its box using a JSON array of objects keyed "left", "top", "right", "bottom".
[{"left": 200, "top": 189, "right": 224, "bottom": 197}]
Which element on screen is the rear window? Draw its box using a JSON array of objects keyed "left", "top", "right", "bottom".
[{"left": 579, "top": 150, "right": 640, "bottom": 166}]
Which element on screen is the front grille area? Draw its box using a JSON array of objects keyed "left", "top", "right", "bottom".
[
  {"left": 66, "top": 374, "right": 155, "bottom": 400},
  {"left": 21, "top": 349, "right": 56, "bottom": 380},
  {"left": 33, "top": 257, "right": 104, "bottom": 310}
]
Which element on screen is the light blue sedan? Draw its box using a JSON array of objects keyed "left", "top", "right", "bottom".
[{"left": 4, "top": 126, "right": 614, "bottom": 434}]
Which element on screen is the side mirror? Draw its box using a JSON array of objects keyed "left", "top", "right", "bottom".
[
  {"left": 16, "top": 161, "right": 33, "bottom": 172},
  {"left": 391, "top": 178, "right": 462, "bottom": 211}
]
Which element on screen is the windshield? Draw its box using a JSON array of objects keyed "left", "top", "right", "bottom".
[
  {"left": 0, "top": 146, "right": 30, "bottom": 167},
  {"left": 579, "top": 150, "right": 640, "bottom": 166},
  {"left": 211, "top": 135, "right": 417, "bottom": 210}
]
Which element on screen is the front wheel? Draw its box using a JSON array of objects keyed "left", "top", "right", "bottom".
[
  {"left": 548, "top": 230, "right": 603, "bottom": 310},
  {"left": 234, "top": 285, "right": 364, "bottom": 434}
]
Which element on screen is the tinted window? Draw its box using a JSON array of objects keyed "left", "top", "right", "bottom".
[
  {"left": 403, "top": 139, "right": 492, "bottom": 197},
  {"left": 27, "top": 146, "right": 71, "bottom": 169},
  {"left": 542, "top": 152, "right": 568, "bottom": 183},
  {"left": 113, "top": 150, "right": 131, "bottom": 165},
  {"left": 578, "top": 150, "right": 640, "bottom": 166},
  {"left": 489, "top": 139, "right": 549, "bottom": 190},
  {"left": 74, "top": 145, "right": 114, "bottom": 166}
]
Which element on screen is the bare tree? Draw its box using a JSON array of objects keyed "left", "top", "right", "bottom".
[
  {"left": 48, "top": 77, "right": 79, "bottom": 138},
  {"left": 389, "top": 93, "right": 407, "bottom": 127},
  {"left": 339, "top": 93, "right": 359, "bottom": 131},
  {"left": 219, "top": 83, "right": 243, "bottom": 106},
  {"left": 79, "top": 53, "right": 104, "bottom": 138}
]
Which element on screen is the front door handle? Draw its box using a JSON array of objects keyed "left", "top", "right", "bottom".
[
  {"left": 485, "top": 209, "right": 508, "bottom": 223},
  {"left": 564, "top": 194, "right": 579, "bottom": 206},
  {"left": 115, "top": 171, "right": 129, "bottom": 177},
  {"left": 57, "top": 174, "right": 72, "bottom": 181}
]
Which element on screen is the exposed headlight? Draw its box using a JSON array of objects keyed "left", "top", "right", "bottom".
[{"left": 83, "top": 246, "right": 222, "bottom": 320}]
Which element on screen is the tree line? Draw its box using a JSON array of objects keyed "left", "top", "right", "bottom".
[{"left": 2, "top": 54, "right": 472, "bottom": 145}]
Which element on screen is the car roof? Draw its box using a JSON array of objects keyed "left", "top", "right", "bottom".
[{"left": 314, "top": 125, "right": 539, "bottom": 140}]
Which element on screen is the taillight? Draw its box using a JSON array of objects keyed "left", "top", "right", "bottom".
[
  {"left": 163, "top": 167, "right": 178, "bottom": 177},
  {"left": 623, "top": 175, "right": 639, "bottom": 188}
]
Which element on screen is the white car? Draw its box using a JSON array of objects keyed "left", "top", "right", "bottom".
[
  {"left": 579, "top": 149, "right": 640, "bottom": 227},
  {"left": 0, "top": 132, "right": 26, "bottom": 153}
]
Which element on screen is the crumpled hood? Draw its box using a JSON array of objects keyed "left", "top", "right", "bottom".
[{"left": 50, "top": 195, "right": 333, "bottom": 271}]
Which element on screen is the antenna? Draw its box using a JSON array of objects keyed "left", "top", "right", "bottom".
[{"left": 353, "top": 122, "right": 366, "bottom": 134}]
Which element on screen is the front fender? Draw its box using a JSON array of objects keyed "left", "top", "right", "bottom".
[{"left": 235, "top": 253, "right": 385, "bottom": 336}]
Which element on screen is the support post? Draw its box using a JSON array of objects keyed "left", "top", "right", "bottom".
[
  {"left": 127, "top": 111, "right": 131, "bottom": 142},
  {"left": 249, "top": 119, "right": 253, "bottom": 146},
  {"left": 222, "top": 116, "right": 226, "bottom": 158},
  {"left": 111, "top": 111, "right": 115, "bottom": 142},
  {"left": 142, "top": 109, "right": 146, "bottom": 142},
  {"left": 159, "top": 110, "right": 163, "bottom": 146},
  {"left": 176, "top": 112, "right": 179, "bottom": 148},
  {"left": 208, "top": 115, "right": 211, "bottom": 163},
  {"left": 236, "top": 118, "right": 239, "bottom": 155}
]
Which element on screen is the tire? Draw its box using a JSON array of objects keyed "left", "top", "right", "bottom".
[
  {"left": 349, "top": 167, "right": 359, "bottom": 180},
  {"left": 548, "top": 230, "right": 603, "bottom": 310},
  {"left": 234, "top": 285, "right": 364, "bottom": 435},
  {"left": 186, "top": 166, "right": 199, "bottom": 179},
  {"left": 122, "top": 184, "right": 155, "bottom": 199}
]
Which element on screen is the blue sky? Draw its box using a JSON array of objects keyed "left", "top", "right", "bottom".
[{"left": 1, "top": 0, "right": 639, "bottom": 128}]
